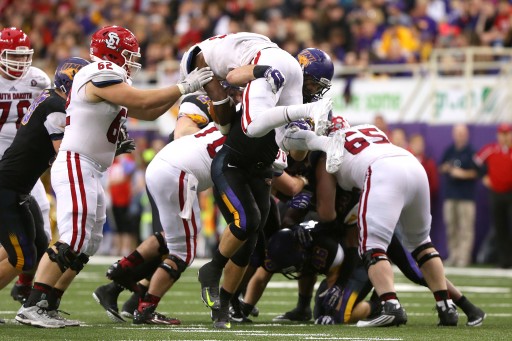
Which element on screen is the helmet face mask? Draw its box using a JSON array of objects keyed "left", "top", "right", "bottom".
[
  {"left": 90, "top": 26, "right": 141, "bottom": 78},
  {"left": 297, "top": 48, "right": 334, "bottom": 103},
  {"left": 303, "top": 75, "right": 331, "bottom": 102},
  {"left": 0, "top": 27, "right": 33, "bottom": 79}
]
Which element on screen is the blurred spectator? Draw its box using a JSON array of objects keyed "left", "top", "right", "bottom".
[
  {"left": 373, "top": 113, "right": 390, "bottom": 136},
  {"left": 474, "top": 123, "right": 512, "bottom": 269},
  {"left": 108, "top": 154, "right": 138, "bottom": 256},
  {"left": 390, "top": 127, "right": 409, "bottom": 149},
  {"left": 409, "top": 133, "right": 439, "bottom": 203},
  {"left": 411, "top": 0, "right": 438, "bottom": 61},
  {"left": 439, "top": 124, "right": 479, "bottom": 267},
  {"left": 1, "top": 0, "right": 511, "bottom": 79}
]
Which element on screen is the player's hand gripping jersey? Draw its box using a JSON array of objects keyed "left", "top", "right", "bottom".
[
  {"left": 59, "top": 61, "right": 128, "bottom": 170},
  {"left": 0, "top": 67, "right": 50, "bottom": 157}
]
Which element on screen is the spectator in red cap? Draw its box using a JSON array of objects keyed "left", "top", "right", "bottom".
[{"left": 474, "top": 123, "right": 512, "bottom": 268}]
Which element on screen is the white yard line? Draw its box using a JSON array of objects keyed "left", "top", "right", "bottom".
[{"left": 89, "top": 256, "right": 512, "bottom": 278}]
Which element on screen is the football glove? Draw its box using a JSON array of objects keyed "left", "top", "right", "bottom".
[{"left": 177, "top": 67, "right": 214, "bottom": 94}]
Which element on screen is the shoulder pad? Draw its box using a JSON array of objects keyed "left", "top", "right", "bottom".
[
  {"left": 181, "top": 94, "right": 211, "bottom": 112},
  {"left": 86, "top": 62, "right": 126, "bottom": 87},
  {"left": 178, "top": 94, "right": 211, "bottom": 126},
  {"left": 27, "top": 67, "right": 51, "bottom": 89}
]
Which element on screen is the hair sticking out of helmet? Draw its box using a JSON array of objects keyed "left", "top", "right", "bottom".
[
  {"left": 54, "top": 57, "right": 90, "bottom": 94},
  {"left": 267, "top": 228, "right": 306, "bottom": 280},
  {"left": 0, "top": 27, "right": 34, "bottom": 79},
  {"left": 296, "top": 48, "right": 334, "bottom": 103},
  {"left": 90, "top": 25, "right": 141, "bottom": 78}
]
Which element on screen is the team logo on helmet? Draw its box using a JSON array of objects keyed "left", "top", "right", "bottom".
[
  {"left": 297, "top": 50, "right": 317, "bottom": 69},
  {"left": 105, "top": 32, "right": 120, "bottom": 50},
  {"left": 60, "top": 62, "right": 82, "bottom": 80}
]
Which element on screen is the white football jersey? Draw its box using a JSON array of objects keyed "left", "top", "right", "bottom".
[
  {"left": 59, "top": 61, "right": 128, "bottom": 170},
  {"left": 180, "top": 32, "right": 278, "bottom": 80},
  {"left": 0, "top": 67, "right": 50, "bottom": 157},
  {"left": 334, "top": 124, "right": 412, "bottom": 190},
  {"left": 152, "top": 122, "right": 225, "bottom": 192}
]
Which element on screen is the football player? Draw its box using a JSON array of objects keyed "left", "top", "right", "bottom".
[
  {"left": 0, "top": 56, "right": 89, "bottom": 326},
  {"left": 15, "top": 25, "right": 213, "bottom": 329},
  {"left": 186, "top": 39, "right": 338, "bottom": 329},
  {"left": 0, "top": 27, "right": 53, "bottom": 303},
  {"left": 292, "top": 123, "right": 459, "bottom": 327},
  {"left": 92, "top": 86, "right": 309, "bottom": 325}
]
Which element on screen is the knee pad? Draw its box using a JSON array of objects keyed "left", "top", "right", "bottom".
[
  {"left": 154, "top": 232, "right": 169, "bottom": 259},
  {"left": 69, "top": 253, "right": 89, "bottom": 274},
  {"left": 411, "top": 242, "right": 440, "bottom": 268},
  {"left": 159, "top": 255, "right": 187, "bottom": 281},
  {"left": 46, "top": 241, "right": 78, "bottom": 273},
  {"left": 362, "top": 248, "right": 389, "bottom": 270}
]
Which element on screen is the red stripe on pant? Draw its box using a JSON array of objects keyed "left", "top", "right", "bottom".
[
  {"left": 178, "top": 171, "right": 192, "bottom": 264},
  {"left": 359, "top": 166, "right": 372, "bottom": 254},
  {"left": 66, "top": 151, "right": 87, "bottom": 252},
  {"left": 241, "top": 51, "right": 262, "bottom": 134}
]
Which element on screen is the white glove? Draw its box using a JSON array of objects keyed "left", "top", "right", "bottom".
[
  {"left": 310, "top": 98, "right": 333, "bottom": 136},
  {"left": 177, "top": 67, "right": 214, "bottom": 94}
]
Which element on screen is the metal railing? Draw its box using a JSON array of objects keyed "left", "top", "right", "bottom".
[
  {"left": 332, "top": 47, "right": 512, "bottom": 123},
  {"left": 130, "top": 47, "right": 512, "bottom": 124}
]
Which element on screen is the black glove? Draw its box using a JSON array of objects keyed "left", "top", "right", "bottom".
[
  {"left": 116, "top": 124, "right": 136, "bottom": 156},
  {"left": 292, "top": 224, "right": 313, "bottom": 248}
]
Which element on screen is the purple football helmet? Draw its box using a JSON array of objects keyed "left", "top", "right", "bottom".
[
  {"left": 267, "top": 228, "right": 306, "bottom": 279},
  {"left": 54, "top": 57, "right": 89, "bottom": 94},
  {"left": 296, "top": 48, "right": 334, "bottom": 103}
]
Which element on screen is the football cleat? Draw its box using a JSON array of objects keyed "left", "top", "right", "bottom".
[
  {"left": 47, "top": 310, "right": 82, "bottom": 327},
  {"left": 465, "top": 307, "right": 486, "bottom": 327},
  {"left": 133, "top": 302, "right": 181, "bottom": 325},
  {"left": 15, "top": 300, "right": 66, "bottom": 328},
  {"left": 436, "top": 302, "right": 459, "bottom": 326},
  {"left": 121, "top": 292, "right": 141, "bottom": 319},
  {"left": 249, "top": 305, "right": 259, "bottom": 318},
  {"left": 92, "top": 284, "right": 125, "bottom": 323},
  {"left": 211, "top": 305, "right": 231, "bottom": 329},
  {"left": 272, "top": 307, "right": 312, "bottom": 322},
  {"left": 10, "top": 283, "right": 31, "bottom": 304},
  {"left": 356, "top": 300, "right": 407, "bottom": 327},
  {"left": 197, "top": 262, "right": 222, "bottom": 310},
  {"left": 229, "top": 303, "right": 252, "bottom": 323}
]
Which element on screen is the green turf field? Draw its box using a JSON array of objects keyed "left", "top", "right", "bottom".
[{"left": 1, "top": 259, "right": 511, "bottom": 341}]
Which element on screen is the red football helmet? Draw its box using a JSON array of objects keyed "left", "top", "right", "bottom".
[
  {"left": 90, "top": 25, "right": 141, "bottom": 77},
  {"left": 0, "top": 27, "right": 33, "bottom": 79}
]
